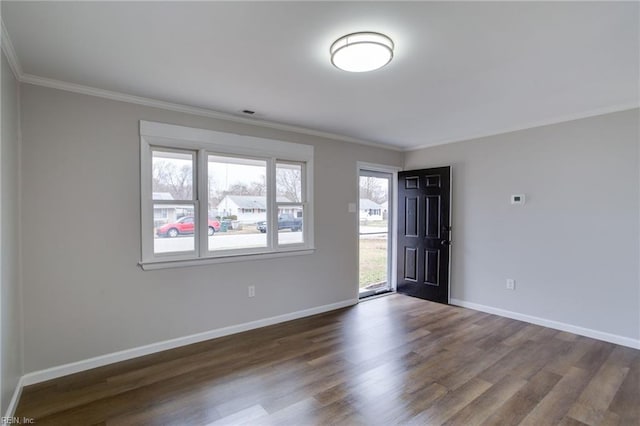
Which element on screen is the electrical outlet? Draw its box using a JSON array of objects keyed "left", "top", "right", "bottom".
[
  {"left": 248, "top": 285, "right": 256, "bottom": 298},
  {"left": 506, "top": 279, "right": 516, "bottom": 290}
]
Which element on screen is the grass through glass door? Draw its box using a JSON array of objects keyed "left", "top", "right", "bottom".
[
  {"left": 359, "top": 232, "right": 388, "bottom": 289},
  {"left": 359, "top": 173, "right": 391, "bottom": 298}
]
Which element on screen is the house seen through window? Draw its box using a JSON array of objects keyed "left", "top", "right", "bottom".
[{"left": 140, "top": 121, "right": 314, "bottom": 267}]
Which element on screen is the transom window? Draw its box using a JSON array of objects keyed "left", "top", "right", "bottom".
[{"left": 140, "top": 121, "right": 314, "bottom": 269}]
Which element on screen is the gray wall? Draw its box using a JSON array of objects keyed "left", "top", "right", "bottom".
[
  {"left": 19, "top": 84, "right": 403, "bottom": 373},
  {"left": 1, "top": 52, "right": 22, "bottom": 413},
  {"left": 15, "top": 81, "right": 640, "bottom": 375},
  {"left": 405, "top": 109, "right": 640, "bottom": 340}
]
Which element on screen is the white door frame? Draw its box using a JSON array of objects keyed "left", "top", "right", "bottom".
[{"left": 356, "top": 162, "right": 401, "bottom": 299}]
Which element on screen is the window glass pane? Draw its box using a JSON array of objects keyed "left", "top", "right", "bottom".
[
  {"left": 152, "top": 150, "right": 194, "bottom": 200},
  {"left": 153, "top": 204, "right": 196, "bottom": 254},
  {"left": 276, "top": 162, "right": 303, "bottom": 203},
  {"left": 359, "top": 174, "right": 391, "bottom": 296},
  {"left": 208, "top": 155, "right": 268, "bottom": 251},
  {"left": 278, "top": 205, "right": 304, "bottom": 245}
]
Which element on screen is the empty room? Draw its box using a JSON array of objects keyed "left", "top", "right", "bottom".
[{"left": 1, "top": 1, "right": 638, "bottom": 425}]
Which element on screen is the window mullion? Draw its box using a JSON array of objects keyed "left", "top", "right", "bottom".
[
  {"left": 141, "top": 121, "right": 314, "bottom": 267},
  {"left": 301, "top": 164, "right": 307, "bottom": 247},
  {"left": 267, "top": 157, "right": 277, "bottom": 250},
  {"left": 197, "top": 149, "right": 208, "bottom": 257}
]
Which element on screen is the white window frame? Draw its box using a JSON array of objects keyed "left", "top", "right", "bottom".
[
  {"left": 275, "top": 160, "right": 307, "bottom": 248},
  {"left": 140, "top": 120, "right": 314, "bottom": 270},
  {"left": 148, "top": 147, "right": 198, "bottom": 261}
]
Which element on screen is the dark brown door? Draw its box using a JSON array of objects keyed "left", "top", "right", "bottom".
[{"left": 397, "top": 167, "right": 451, "bottom": 303}]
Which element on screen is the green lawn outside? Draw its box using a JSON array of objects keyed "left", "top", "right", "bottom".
[
  {"left": 359, "top": 237, "right": 388, "bottom": 288},
  {"left": 359, "top": 219, "right": 388, "bottom": 228}
]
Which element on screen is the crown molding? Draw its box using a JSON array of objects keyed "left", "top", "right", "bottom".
[
  {"left": 0, "top": 14, "right": 402, "bottom": 152},
  {"left": 1, "top": 18, "right": 23, "bottom": 79},
  {"left": 404, "top": 101, "right": 640, "bottom": 152},
  {"left": 2, "top": 16, "right": 401, "bottom": 152},
  {"left": 4, "top": 16, "right": 636, "bottom": 153},
  {"left": 18, "top": 73, "right": 404, "bottom": 152}
]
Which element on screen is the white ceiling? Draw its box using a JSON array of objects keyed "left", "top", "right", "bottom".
[{"left": 3, "top": 1, "right": 638, "bottom": 150}]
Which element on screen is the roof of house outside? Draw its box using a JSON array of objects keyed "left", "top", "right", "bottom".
[
  {"left": 224, "top": 195, "right": 292, "bottom": 209},
  {"left": 153, "top": 192, "right": 174, "bottom": 200},
  {"left": 360, "top": 198, "right": 382, "bottom": 210}
]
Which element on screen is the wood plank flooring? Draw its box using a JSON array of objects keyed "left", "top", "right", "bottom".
[{"left": 15, "top": 294, "right": 640, "bottom": 425}]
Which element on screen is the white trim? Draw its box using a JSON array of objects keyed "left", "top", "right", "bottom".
[
  {"left": 406, "top": 103, "right": 640, "bottom": 151},
  {"left": 356, "top": 162, "right": 400, "bottom": 297},
  {"left": 8, "top": 57, "right": 636, "bottom": 154},
  {"left": 21, "top": 298, "right": 357, "bottom": 386},
  {"left": 450, "top": 298, "right": 640, "bottom": 350},
  {"left": 140, "top": 248, "right": 315, "bottom": 270},
  {"left": 0, "top": 19, "right": 22, "bottom": 79},
  {"left": 140, "top": 120, "right": 315, "bottom": 265},
  {"left": 1, "top": 19, "right": 635, "bottom": 154},
  {"left": 267, "top": 158, "right": 277, "bottom": 250},
  {"left": 3, "top": 377, "right": 23, "bottom": 418},
  {"left": 356, "top": 161, "right": 402, "bottom": 174},
  {"left": 140, "top": 120, "right": 314, "bottom": 159},
  {"left": 303, "top": 160, "right": 314, "bottom": 249},
  {"left": 139, "top": 132, "right": 154, "bottom": 262},
  {"left": 390, "top": 170, "right": 399, "bottom": 292},
  {"left": 9, "top": 296, "right": 638, "bottom": 399},
  {"left": 197, "top": 149, "right": 208, "bottom": 257},
  {"left": 20, "top": 73, "right": 402, "bottom": 151}
]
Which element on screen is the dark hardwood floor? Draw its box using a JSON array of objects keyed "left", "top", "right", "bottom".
[{"left": 15, "top": 294, "right": 640, "bottom": 425}]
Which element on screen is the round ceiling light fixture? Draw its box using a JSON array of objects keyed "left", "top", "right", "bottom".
[{"left": 330, "top": 32, "right": 394, "bottom": 72}]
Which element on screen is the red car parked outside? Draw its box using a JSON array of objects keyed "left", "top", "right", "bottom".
[{"left": 156, "top": 216, "right": 221, "bottom": 237}]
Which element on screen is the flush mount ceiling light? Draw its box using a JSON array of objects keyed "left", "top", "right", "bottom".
[{"left": 330, "top": 32, "right": 394, "bottom": 72}]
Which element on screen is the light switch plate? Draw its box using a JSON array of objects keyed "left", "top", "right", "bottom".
[{"left": 348, "top": 203, "right": 356, "bottom": 213}]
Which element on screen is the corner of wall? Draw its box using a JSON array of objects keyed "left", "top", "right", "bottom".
[
  {"left": 0, "top": 43, "right": 25, "bottom": 418},
  {"left": 16, "top": 56, "right": 23, "bottom": 382}
]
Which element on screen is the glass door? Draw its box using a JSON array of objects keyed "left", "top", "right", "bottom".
[{"left": 359, "top": 170, "right": 392, "bottom": 298}]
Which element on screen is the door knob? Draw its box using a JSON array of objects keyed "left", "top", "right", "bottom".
[{"left": 441, "top": 240, "right": 451, "bottom": 246}]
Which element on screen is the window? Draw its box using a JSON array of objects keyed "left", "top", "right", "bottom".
[
  {"left": 140, "top": 121, "right": 314, "bottom": 269},
  {"left": 153, "top": 208, "right": 168, "bottom": 220},
  {"left": 276, "top": 161, "right": 305, "bottom": 246},
  {"left": 152, "top": 150, "right": 195, "bottom": 255},
  {"left": 207, "top": 155, "right": 268, "bottom": 252}
]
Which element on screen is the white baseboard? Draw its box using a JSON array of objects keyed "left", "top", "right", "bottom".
[
  {"left": 4, "top": 376, "right": 24, "bottom": 418},
  {"left": 450, "top": 298, "right": 640, "bottom": 350},
  {"left": 21, "top": 298, "right": 358, "bottom": 386}
]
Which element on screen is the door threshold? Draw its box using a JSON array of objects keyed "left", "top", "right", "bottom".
[{"left": 359, "top": 290, "right": 395, "bottom": 301}]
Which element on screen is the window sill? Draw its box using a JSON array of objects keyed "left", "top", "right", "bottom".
[{"left": 139, "top": 248, "right": 315, "bottom": 270}]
